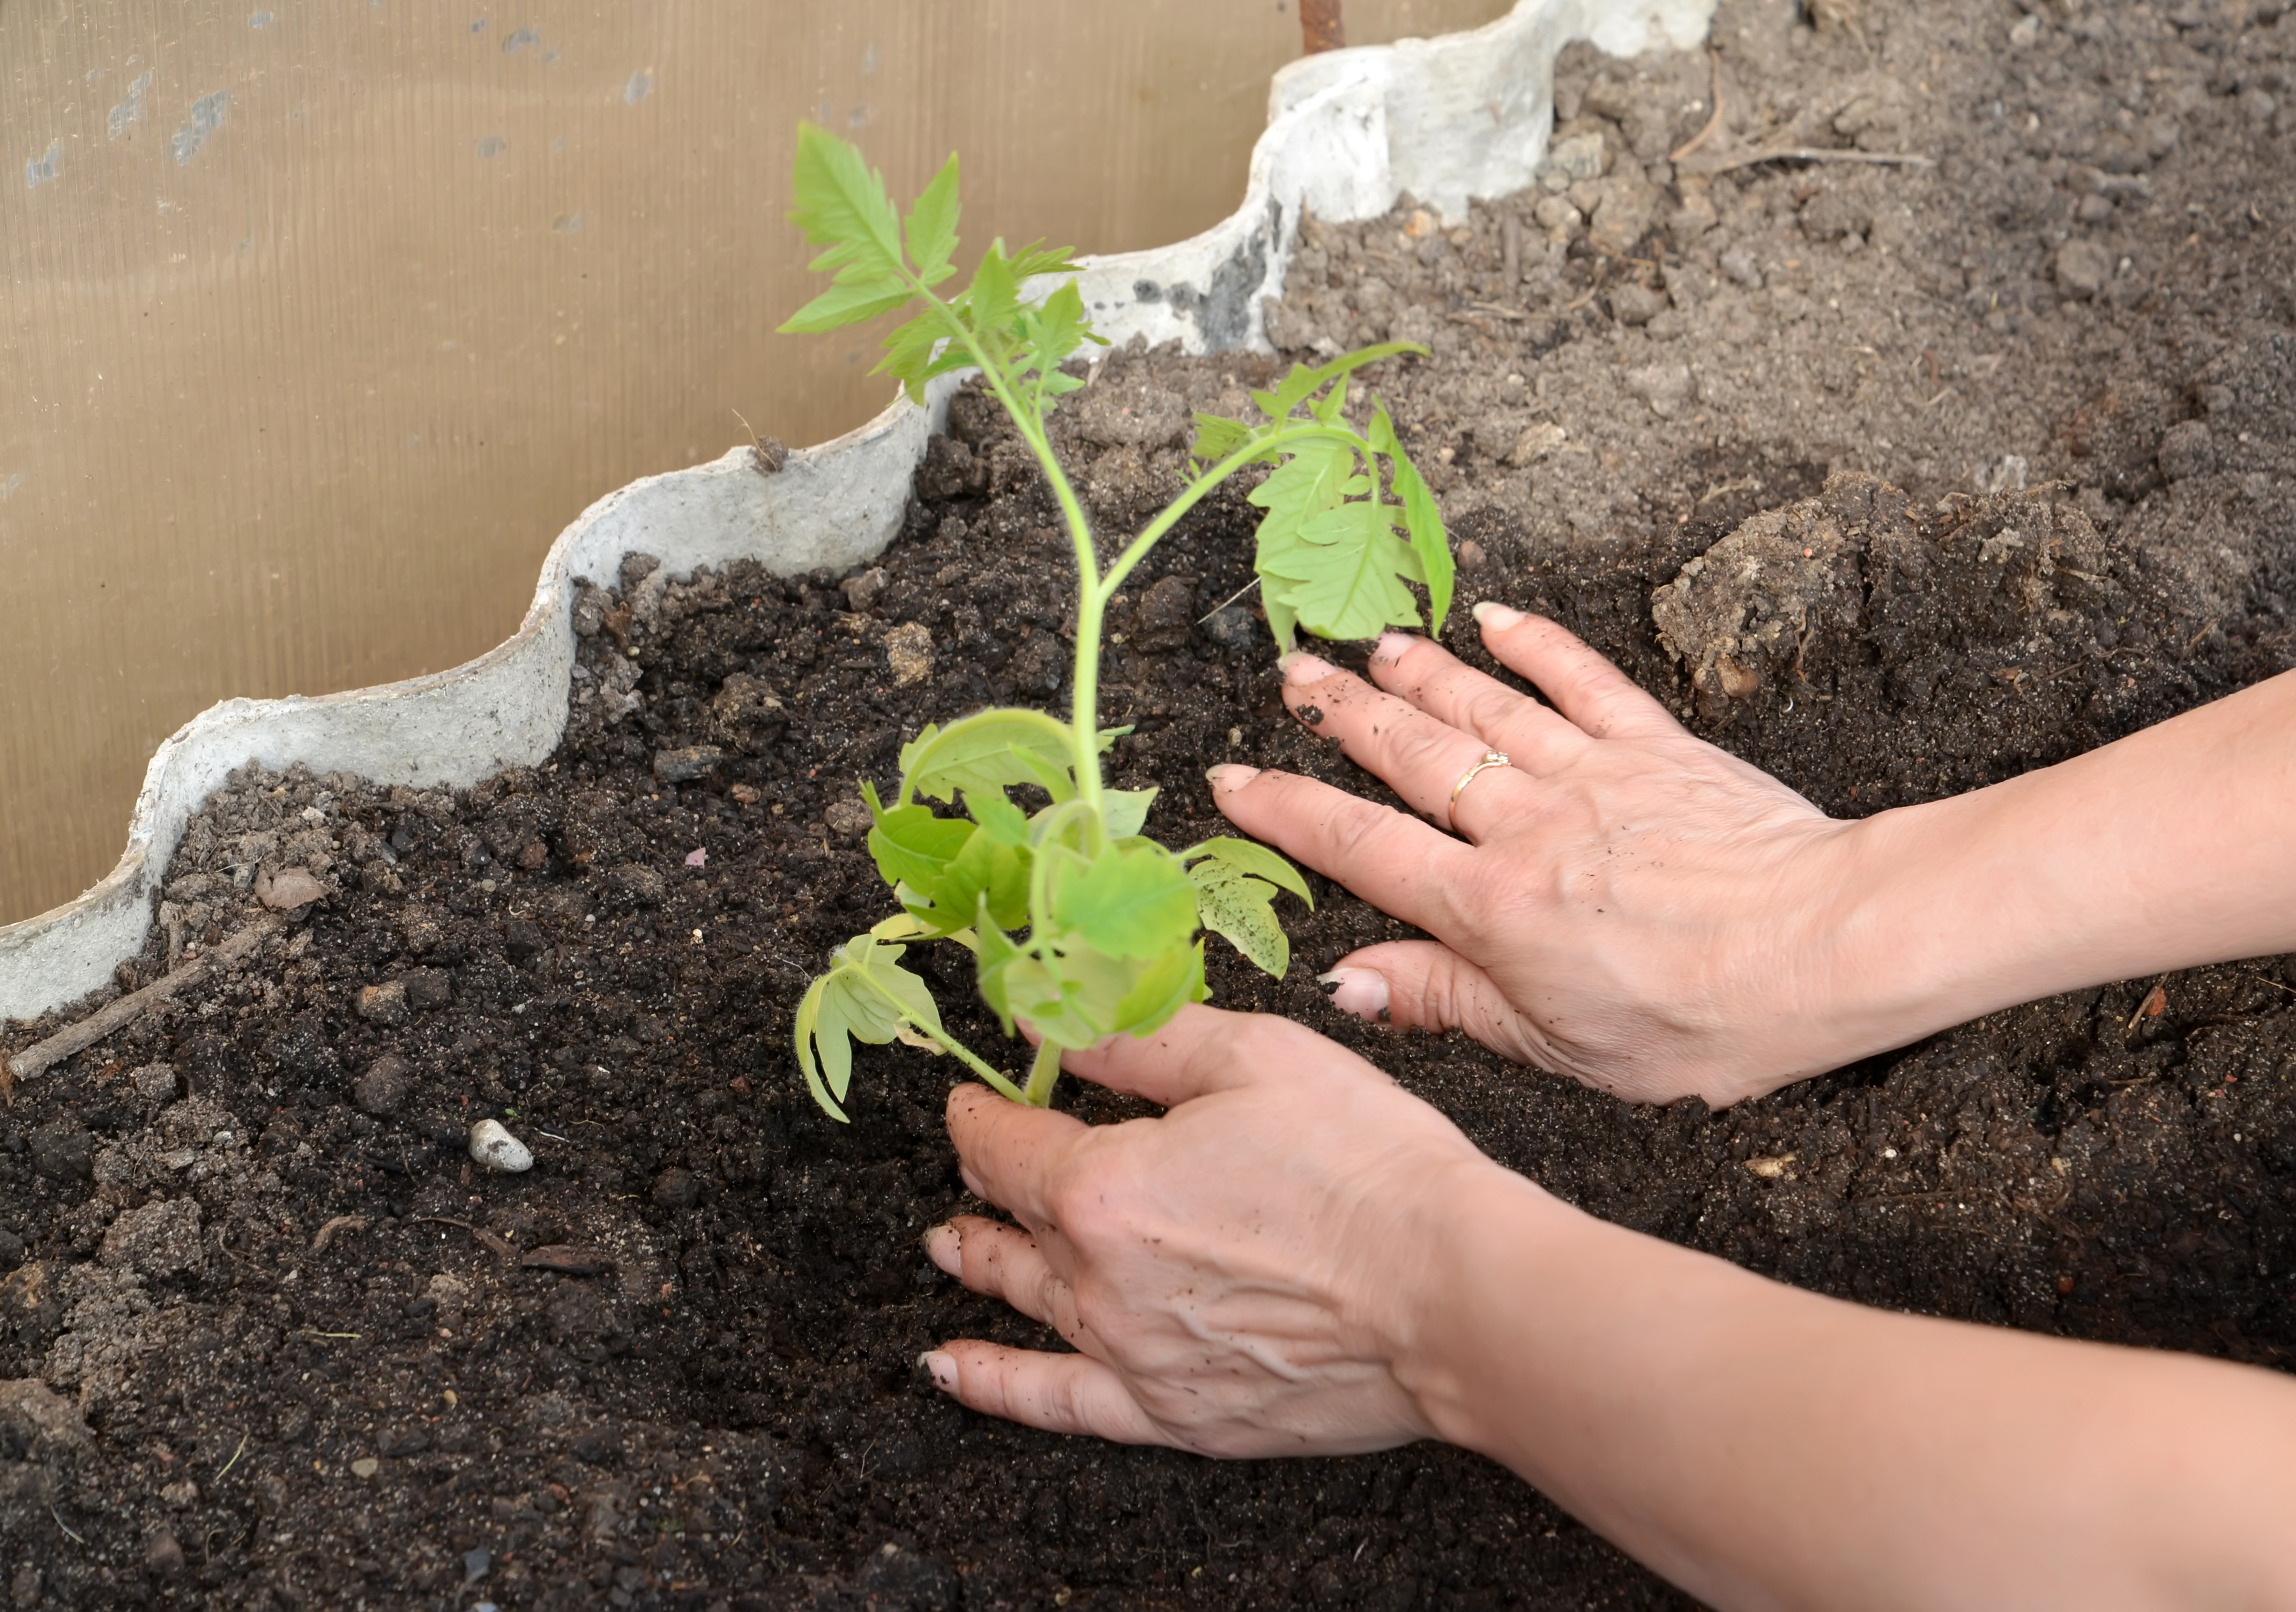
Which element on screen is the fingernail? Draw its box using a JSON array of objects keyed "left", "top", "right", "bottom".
[
  {"left": 1373, "top": 631, "right": 1420, "bottom": 666},
  {"left": 1472, "top": 599, "right": 1524, "bottom": 630},
  {"left": 1206, "top": 763, "right": 1260, "bottom": 794},
  {"left": 1317, "top": 967, "right": 1391, "bottom": 1023},
  {"left": 960, "top": 1164, "right": 987, "bottom": 1200},
  {"left": 1279, "top": 651, "right": 1338, "bottom": 686},
  {"left": 922, "top": 1222, "right": 961, "bottom": 1276},
  {"left": 918, "top": 1350, "right": 959, "bottom": 1393}
]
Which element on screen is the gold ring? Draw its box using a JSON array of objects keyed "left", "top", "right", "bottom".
[{"left": 1446, "top": 749, "right": 1511, "bottom": 830}]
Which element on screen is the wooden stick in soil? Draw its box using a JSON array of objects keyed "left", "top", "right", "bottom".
[
  {"left": 4, "top": 915, "right": 282, "bottom": 1094},
  {"left": 1301, "top": 0, "right": 1344, "bottom": 54}
]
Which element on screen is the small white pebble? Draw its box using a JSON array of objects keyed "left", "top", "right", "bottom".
[
  {"left": 468, "top": 1118, "right": 533, "bottom": 1174},
  {"left": 1881, "top": 1146, "right": 1897, "bottom": 1159}
]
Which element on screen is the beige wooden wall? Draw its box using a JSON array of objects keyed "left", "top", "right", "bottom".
[{"left": 0, "top": 0, "right": 1508, "bottom": 926}]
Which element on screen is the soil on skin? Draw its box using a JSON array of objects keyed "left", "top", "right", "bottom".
[{"left": 4, "top": 2, "right": 2296, "bottom": 1606}]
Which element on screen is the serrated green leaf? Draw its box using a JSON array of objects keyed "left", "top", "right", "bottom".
[
  {"left": 930, "top": 827, "right": 1030, "bottom": 934},
  {"left": 1112, "top": 940, "right": 1206, "bottom": 1035},
  {"left": 1188, "top": 864, "right": 1289, "bottom": 978},
  {"left": 964, "top": 787, "right": 1029, "bottom": 847},
  {"left": 796, "top": 934, "right": 960, "bottom": 1120},
  {"left": 867, "top": 805, "right": 976, "bottom": 891},
  {"left": 972, "top": 913, "right": 1025, "bottom": 1036},
  {"left": 794, "top": 973, "right": 844, "bottom": 1121},
  {"left": 780, "top": 125, "right": 912, "bottom": 336},
  {"left": 1382, "top": 415, "right": 1454, "bottom": 638},
  {"left": 900, "top": 709, "right": 1077, "bottom": 805},
  {"left": 967, "top": 240, "right": 1020, "bottom": 342},
  {"left": 1008, "top": 241, "right": 1084, "bottom": 281},
  {"left": 1249, "top": 438, "right": 1356, "bottom": 526},
  {"left": 1102, "top": 787, "right": 1158, "bottom": 839},
  {"left": 1182, "top": 837, "right": 1313, "bottom": 906},
  {"left": 904, "top": 152, "right": 961, "bottom": 288},
  {"left": 780, "top": 278, "right": 913, "bottom": 334},
  {"left": 1048, "top": 842, "right": 1199, "bottom": 961},
  {"left": 1190, "top": 413, "right": 1262, "bottom": 466},
  {"left": 1261, "top": 497, "right": 1423, "bottom": 640}
]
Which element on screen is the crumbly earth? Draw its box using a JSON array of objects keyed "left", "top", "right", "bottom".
[{"left": 3, "top": 2, "right": 2295, "bottom": 1607}]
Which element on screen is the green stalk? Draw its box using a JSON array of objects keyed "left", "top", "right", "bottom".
[
  {"left": 1021, "top": 1038, "right": 1064, "bottom": 1107},
  {"left": 854, "top": 968, "right": 1028, "bottom": 1105}
]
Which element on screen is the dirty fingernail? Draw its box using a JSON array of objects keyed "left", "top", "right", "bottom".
[
  {"left": 1373, "top": 631, "right": 1421, "bottom": 665},
  {"left": 1317, "top": 967, "right": 1391, "bottom": 1023},
  {"left": 1206, "top": 764, "right": 1260, "bottom": 794},
  {"left": 922, "top": 1222, "right": 961, "bottom": 1275},
  {"left": 918, "top": 1350, "right": 959, "bottom": 1393},
  {"left": 1472, "top": 600, "right": 1524, "bottom": 630},
  {"left": 1279, "top": 651, "right": 1338, "bottom": 685}
]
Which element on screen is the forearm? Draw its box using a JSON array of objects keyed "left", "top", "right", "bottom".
[
  {"left": 1819, "top": 667, "right": 2296, "bottom": 1063},
  {"left": 1400, "top": 1167, "right": 2296, "bottom": 1611}
]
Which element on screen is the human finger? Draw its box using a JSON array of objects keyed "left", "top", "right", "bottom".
[
  {"left": 1206, "top": 765, "right": 1484, "bottom": 932},
  {"left": 923, "top": 1215, "right": 1086, "bottom": 1340},
  {"left": 1058, "top": 1002, "right": 1276, "bottom": 1108},
  {"left": 1365, "top": 631, "right": 1589, "bottom": 771},
  {"left": 920, "top": 1342, "right": 1172, "bottom": 1445},
  {"left": 1473, "top": 602, "right": 1678, "bottom": 740},
  {"left": 1278, "top": 653, "right": 1537, "bottom": 840},
  {"left": 1318, "top": 941, "right": 1550, "bottom": 1068},
  {"left": 945, "top": 1083, "right": 1086, "bottom": 1231}
]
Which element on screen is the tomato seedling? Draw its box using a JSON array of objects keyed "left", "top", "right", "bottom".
[{"left": 782, "top": 125, "right": 1452, "bottom": 1118}]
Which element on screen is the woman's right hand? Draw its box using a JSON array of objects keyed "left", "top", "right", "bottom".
[{"left": 1211, "top": 604, "right": 1864, "bottom": 1107}]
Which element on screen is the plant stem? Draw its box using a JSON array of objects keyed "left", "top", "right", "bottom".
[
  {"left": 1022, "top": 1038, "right": 1065, "bottom": 1107},
  {"left": 854, "top": 966, "right": 1028, "bottom": 1104},
  {"left": 911, "top": 1019, "right": 1030, "bottom": 1106},
  {"left": 1099, "top": 422, "right": 1359, "bottom": 601}
]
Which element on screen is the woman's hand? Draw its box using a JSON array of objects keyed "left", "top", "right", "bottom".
[
  {"left": 1215, "top": 603, "right": 1858, "bottom": 1106},
  {"left": 918, "top": 1004, "right": 1510, "bottom": 1456}
]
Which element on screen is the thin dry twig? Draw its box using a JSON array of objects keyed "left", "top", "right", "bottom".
[
  {"left": 1689, "top": 146, "right": 1933, "bottom": 175},
  {"left": 1669, "top": 51, "right": 1727, "bottom": 163},
  {"left": 214, "top": 1432, "right": 250, "bottom": 1485},
  {"left": 5, "top": 916, "right": 281, "bottom": 1094}
]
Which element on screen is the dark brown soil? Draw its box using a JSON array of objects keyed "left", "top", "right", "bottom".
[{"left": 4, "top": 3, "right": 2296, "bottom": 1607}]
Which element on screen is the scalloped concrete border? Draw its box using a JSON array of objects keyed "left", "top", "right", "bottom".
[{"left": 0, "top": 0, "right": 1711, "bottom": 1029}]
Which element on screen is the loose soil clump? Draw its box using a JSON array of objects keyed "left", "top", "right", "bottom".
[{"left": 4, "top": 2, "right": 2295, "bottom": 1606}]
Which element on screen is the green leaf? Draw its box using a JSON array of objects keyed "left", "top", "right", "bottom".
[
  {"left": 1048, "top": 842, "right": 1199, "bottom": 961},
  {"left": 1007, "top": 241, "right": 1085, "bottom": 281},
  {"left": 965, "top": 787, "right": 1030, "bottom": 847},
  {"left": 900, "top": 708, "right": 1077, "bottom": 804},
  {"left": 1102, "top": 787, "right": 1158, "bottom": 839},
  {"left": 867, "top": 805, "right": 976, "bottom": 891},
  {"left": 1189, "top": 413, "right": 1265, "bottom": 467},
  {"left": 1248, "top": 438, "right": 1357, "bottom": 527},
  {"left": 1112, "top": 940, "right": 1206, "bottom": 1035},
  {"left": 1262, "top": 497, "right": 1423, "bottom": 641},
  {"left": 779, "top": 125, "right": 912, "bottom": 335},
  {"left": 781, "top": 277, "right": 912, "bottom": 334},
  {"left": 972, "top": 913, "right": 1026, "bottom": 1036},
  {"left": 1183, "top": 837, "right": 1313, "bottom": 906},
  {"left": 1375, "top": 401, "right": 1453, "bottom": 638},
  {"left": 795, "top": 933, "right": 961, "bottom": 1121},
  {"left": 1188, "top": 864, "right": 1289, "bottom": 978},
  {"left": 930, "top": 827, "right": 1031, "bottom": 934},
  {"left": 904, "top": 152, "right": 961, "bottom": 288},
  {"left": 966, "top": 240, "right": 1021, "bottom": 343},
  {"left": 1251, "top": 341, "right": 1426, "bottom": 422}
]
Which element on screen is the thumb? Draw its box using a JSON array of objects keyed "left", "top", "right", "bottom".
[{"left": 1318, "top": 941, "right": 1550, "bottom": 1069}]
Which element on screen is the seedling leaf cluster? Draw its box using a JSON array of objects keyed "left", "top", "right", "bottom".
[{"left": 782, "top": 125, "right": 1451, "bottom": 1118}]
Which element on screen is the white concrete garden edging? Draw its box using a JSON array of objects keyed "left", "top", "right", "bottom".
[{"left": 0, "top": 0, "right": 1711, "bottom": 1028}]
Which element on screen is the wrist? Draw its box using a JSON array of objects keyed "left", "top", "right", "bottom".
[{"left": 1383, "top": 1161, "right": 1579, "bottom": 1454}]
